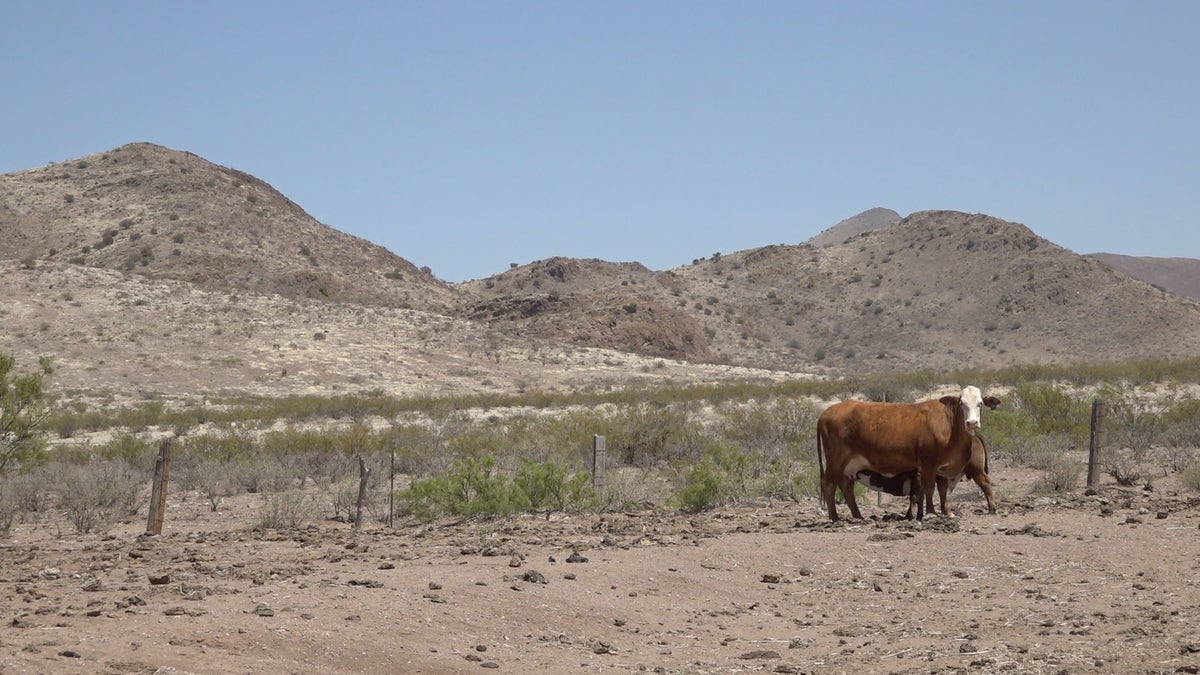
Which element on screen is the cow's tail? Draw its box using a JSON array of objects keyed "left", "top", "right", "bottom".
[
  {"left": 816, "top": 426, "right": 825, "bottom": 480},
  {"left": 979, "top": 432, "right": 990, "bottom": 474}
]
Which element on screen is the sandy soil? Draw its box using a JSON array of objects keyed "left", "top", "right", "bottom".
[{"left": 3, "top": 467, "right": 1199, "bottom": 675}]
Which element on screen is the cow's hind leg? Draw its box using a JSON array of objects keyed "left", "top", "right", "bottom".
[
  {"left": 967, "top": 468, "right": 997, "bottom": 514},
  {"left": 820, "top": 473, "right": 840, "bottom": 521},
  {"left": 841, "top": 478, "right": 865, "bottom": 519}
]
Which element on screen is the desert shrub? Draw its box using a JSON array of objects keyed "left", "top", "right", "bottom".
[
  {"left": 853, "top": 377, "right": 916, "bottom": 403},
  {"left": 258, "top": 492, "right": 316, "bottom": 529},
  {"left": 330, "top": 476, "right": 363, "bottom": 522},
  {"left": 717, "top": 398, "right": 818, "bottom": 461},
  {"left": 1180, "top": 464, "right": 1200, "bottom": 493},
  {"left": 194, "top": 460, "right": 240, "bottom": 511},
  {"left": 671, "top": 441, "right": 808, "bottom": 512},
  {"left": 1098, "top": 383, "right": 1166, "bottom": 461},
  {"left": 57, "top": 460, "right": 144, "bottom": 533},
  {"left": 788, "top": 464, "right": 822, "bottom": 501},
  {"left": 397, "top": 456, "right": 523, "bottom": 522},
  {"left": 385, "top": 423, "right": 455, "bottom": 476},
  {"left": 594, "top": 466, "right": 664, "bottom": 512},
  {"left": 0, "top": 354, "right": 54, "bottom": 474},
  {"left": 1102, "top": 451, "right": 1143, "bottom": 487},
  {"left": 4, "top": 470, "right": 51, "bottom": 513},
  {"left": 601, "top": 402, "right": 698, "bottom": 467},
  {"left": 396, "top": 456, "right": 594, "bottom": 523},
  {"left": 512, "top": 458, "right": 595, "bottom": 513},
  {"left": 976, "top": 408, "right": 1037, "bottom": 464},
  {"left": 676, "top": 462, "right": 722, "bottom": 513},
  {"left": 96, "top": 432, "right": 158, "bottom": 472},
  {"left": 1034, "top": 454, "right": 1084, "bottom": 493},
  {"left": 0, "top": 482, "right": 17, "bottom": 534},
  {"left": 1011, "top": 382, "right": 1091, "bottom": 442}
]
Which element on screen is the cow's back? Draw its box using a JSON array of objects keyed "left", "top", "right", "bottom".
[{"left": 821, "top": 399, "right": 951, "bottom": 456}]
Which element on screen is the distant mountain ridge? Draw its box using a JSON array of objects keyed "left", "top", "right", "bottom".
[
  {"left": 1085, "top": 253, "right": 1200, "bottom": 301},
  {"left": 806, "top": 207, "right": 901, "bottom": 248},
  {"left": 3, "top": 144, "right": 1200, "bottom": 401}
]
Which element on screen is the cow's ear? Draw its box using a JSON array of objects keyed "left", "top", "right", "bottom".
[
  {"left": 983, "top": 396, "right": 1001, "bottom": 410},
  {"left": 939, "top": 395, "right": 959, "bottom": 406}
]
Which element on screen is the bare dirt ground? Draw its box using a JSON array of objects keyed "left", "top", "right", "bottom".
[{"left": 3, "top": 466, "right": 1200, "bottom": 675}]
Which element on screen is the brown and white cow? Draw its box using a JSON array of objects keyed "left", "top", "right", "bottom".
[
  {"left": 854, "top": 432, "right": 997, "bottom": 518},
  {"left": 816, "top": 386, "right": 1000, "bottom": 521}
]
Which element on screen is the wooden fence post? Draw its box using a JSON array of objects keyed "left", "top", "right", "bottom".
[
  {"left": 145, "top": 438, "right": 172, "bottom": 535},
  {"left": 354, "top": 456, "right": 370, "bottom": 530},
  {"left": 1087, "top": 399, "right": 1106, "bottom": 488},
  {"left": 388, "top": 446, "right": 395, "bottom": 528},
  {"left": 591, "top": 435, "right": 606, "bottom": 490}
]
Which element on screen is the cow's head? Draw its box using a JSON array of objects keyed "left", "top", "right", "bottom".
[{"left": 942, "top": 385, "right": 1001, "bottom": 434}]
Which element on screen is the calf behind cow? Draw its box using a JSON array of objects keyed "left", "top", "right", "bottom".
[
  {"left": 816, "top": 386, "right": 1000, "bottom": 521},
  {"left": 855, "top": 433, "right": 996, "bottom": 518}
]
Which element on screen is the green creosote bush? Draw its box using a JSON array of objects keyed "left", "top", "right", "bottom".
[
  {"left": 672, "top": 440, "right": 818, "bottom": 513},
  {"left": 0, "top": 354, "right": 54, "bottom": 474},
  {"left": 397, "top": 456, "right": 594, "bottom": 523}
]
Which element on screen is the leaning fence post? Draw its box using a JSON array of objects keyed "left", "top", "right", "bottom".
[
  {"left": 1087, "top": 399, "right": 1106, "bottom": 488},
  {"left": 591, "top": 435, "right": 606, "bottom": 490},
  {"left": 354, "top": 456, "right": 370, "bottom": 530},
  {"left": 145, "top": 438, "right": 172, "bottom": 535}
]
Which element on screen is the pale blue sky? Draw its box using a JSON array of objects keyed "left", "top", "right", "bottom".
[{"left": 4, "top": 1, "right": 1197, "bottom": 281}]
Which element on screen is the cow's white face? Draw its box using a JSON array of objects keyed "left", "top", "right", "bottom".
[{"left": 960, "top": 385, "right": 984, "bottom": 432}]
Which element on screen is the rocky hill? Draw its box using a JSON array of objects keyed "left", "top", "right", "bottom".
[
  {"left": 5, "top": 145, "right": 1200, "bottom": 403},
  {"left": 470, "top": 211, "right": 1200, "bottom": 374},
  {"left": 0, "top": 143, "right": 459, "bottom": 313}
]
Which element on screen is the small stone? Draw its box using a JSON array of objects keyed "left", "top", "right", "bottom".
[
  {"left": 737, "top": 649, "right": 780, "bottom": 660},
  {"left": 566, "top": 551, "right": 588, "bottom": 563}
]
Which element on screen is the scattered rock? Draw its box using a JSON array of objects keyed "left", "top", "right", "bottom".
[
  {"left": 592, "top": 640, "right": 614, "bottom": 654},
  {"left": 253, "top": 604, "right": 274, "bottom": 617},
  {"left": 761, "top": 573, "right": 782, "bottom": 584},
  {"left": 148, "top": 574, "right": 170, "bottom": 585},
  {"left": 738, "top": 649, "right": 780, "bottom": 660},
  {"left": 521, "top": 570, "right": 547, "bottom": 584},
  {"left": 566, "top": 551, "right": 588, "bottom": 563}
]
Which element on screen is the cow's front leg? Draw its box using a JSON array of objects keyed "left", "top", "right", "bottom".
[{"left": 915, "top": 464, "right": 937, "bottom": 521}]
